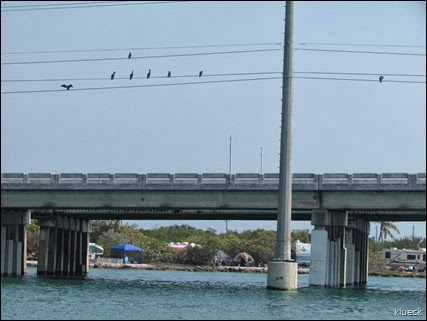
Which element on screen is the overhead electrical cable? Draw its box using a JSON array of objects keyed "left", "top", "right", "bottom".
[
  {"left": 0, "top": 1, "right": 126, "bottom": 9},
  {"left": 1, "top": 43, "right": 282, "bottom": 55},
  {"left": 2, "top": 42, "right": 424, "bottom": 55},
  {"left": 1, "top": 1, "right": 191, "bottom": 12},
  {"left": 1, "top": 76, "right": 282, "bottom": 94},
  {"left": 2, "top": 76, "right": 425, "bottom": 95},
  {"left": 2, "top": 71, "right": 425, "bottom": 83},
  {"left": 295, "top": 48, "right": 425, "bottom": 56},
  {"left": 0, "top": 49, "right": 282, "bottom": 65},
  {"left": 295, "top": 42, "right": 425, "bottom": 48},
  {"left": 293, "top": 76, "right": 425, "bottom": 83}
]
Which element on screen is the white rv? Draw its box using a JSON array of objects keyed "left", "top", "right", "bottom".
[
  {"left": 381, "top": 248, "right": 426, "bottom": 272},
  {"left": 295, "top": 240, "right": 311, "bottom": 266}
]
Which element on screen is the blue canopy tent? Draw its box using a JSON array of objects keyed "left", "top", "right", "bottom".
[{"left": 111, "top": 244, "right": 143, "bottom": 264}]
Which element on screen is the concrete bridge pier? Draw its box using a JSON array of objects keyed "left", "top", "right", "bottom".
[
  {"left": 309, "top": 210, "right": 370, "bottom": 287},
  {"left": 309, "top": 210, "right": 348, "bottom": 287},
  {"left": 1, "top": 210, "right": 31, "bottom": 276},
  {"left": 37, "top": 216, "right": 90, "bottom": 276},
  {"left": 346, "top": 217, "right": 370, "bottom": 286}
]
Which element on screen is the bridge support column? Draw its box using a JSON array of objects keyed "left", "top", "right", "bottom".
[
  {"left": 310, "top": 212, "right": 370, "bottom": 287},
  {"left": 1, "top": 210, "right": 31, "bottom": 276},
  {"left": 309, "top": 210, "right": 348, "bottom": 287},
  {"left": 343, "top": 218, "right": 370, "bottom": 286},
  {"left": 37, "top": 216, "right": 90, "bottom": 276}
]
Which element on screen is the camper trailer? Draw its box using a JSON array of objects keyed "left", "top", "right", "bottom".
[
  {"left": 381, "top": 248, "right": 426, "bottom": 272},
  {"left": 295, "top": 240, "right": 311, "bottom": 266}
]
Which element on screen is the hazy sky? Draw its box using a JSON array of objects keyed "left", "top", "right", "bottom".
[{"left": 1, "top": 1, "right": 426, "bottom": 238}]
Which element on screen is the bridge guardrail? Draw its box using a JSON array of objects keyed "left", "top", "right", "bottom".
[{"left": 1, "top": 172, "right": 425, "bottom": 189}]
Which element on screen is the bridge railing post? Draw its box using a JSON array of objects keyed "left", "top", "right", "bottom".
[
  {"left": 317, "top": 174, "right": 324, "bottom": 186},
  {"left": 51, "top": 174, "right": 59, "bottom": 187},
  {"left": 408, "top": 174, "right": 417, "bottom": 186}
]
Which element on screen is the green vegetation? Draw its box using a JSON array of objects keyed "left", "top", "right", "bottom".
[
  {"left": 377, "top": 221, "right": 400, "bottom": 242},
  {"left": 89, "top": 221, "right": 311, "bottom": 265},
  {"left": 25, "top": 219, "right": 426, "bottom": 273}
]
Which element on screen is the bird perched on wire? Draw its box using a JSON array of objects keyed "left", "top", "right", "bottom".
[
  {"left": 130, "top": 70, "right": 134, "bottom": 80},
  {"left": 128, "top": 52, "right": 132, "bottom": 59},
  {"left": 167, "top": 71, "right": 171, "bottom": 78},
  {"left": 199, "top": 70, "right": 203, "bottom": 77},
  {"left": 60, "top": 84, "right": 73, "bottom": 90},
  {"left": 146, "top": 69, "right": 151, "bottom": 79},
  {"left": 111, "top": 71, "right": 116, "bottom": 80},
  {"left": 379, "top": 75, "right": 384, "bottom": 83}
]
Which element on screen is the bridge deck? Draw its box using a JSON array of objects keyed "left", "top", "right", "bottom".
[{"left": 2, "top": 173, "right": 426, "bottom": 221}]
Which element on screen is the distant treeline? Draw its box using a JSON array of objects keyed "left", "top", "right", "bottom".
[{"left": 26, "top": 220, "right": 425, "bottom": 267}]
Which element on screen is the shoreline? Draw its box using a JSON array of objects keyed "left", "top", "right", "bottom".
[
  {"left": 26, "top": 261, "right": 425, "bottom": 277},
  {"left": 26, "top": 260, "right": 308, "bottom": 274}
]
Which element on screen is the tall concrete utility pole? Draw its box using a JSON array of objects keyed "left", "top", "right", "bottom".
[{"left": 267, "top": 0, "right": 298, "bottom": 290}]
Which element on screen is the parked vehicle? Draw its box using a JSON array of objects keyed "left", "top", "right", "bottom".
[
  {"left": 381, "top": 248, "right": 426, "bottom": 272},
  {"left": 295, "top": 240, "right": 311, "bottom": 266}
]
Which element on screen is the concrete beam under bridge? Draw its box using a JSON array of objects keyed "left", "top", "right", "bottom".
[
  {"left": 309, "top": 210, "right": 370, "bottom": 287},
  {"left": 37, "top": 216, "right": 90, "bottom": 276},
  {"left": 1, "top": 189, "right": 425, "bottom": 214},
  {"left": 1, "top": 210, "right": 30, "bottom": 276},
  {"left": 28, "top": 209, "right": 426, "bottom": 221}
]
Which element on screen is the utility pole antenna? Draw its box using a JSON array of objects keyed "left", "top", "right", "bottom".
[{"left": 260, "top": 145, "right": 263, "bottom": 174}]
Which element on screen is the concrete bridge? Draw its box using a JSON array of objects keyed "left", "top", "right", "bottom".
[{"left": 1, "top": 172, "right": 426, "bottom": 287}]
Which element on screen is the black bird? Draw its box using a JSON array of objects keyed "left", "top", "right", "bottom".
[
  {"left": 146, "top": 69, "right": 151, "bottom": 79},
  {"left": 167, "top": 71, "right": 171, "bottom": 78},
  {"left": 199, "top": 70, "right": 203, "bottom": 77},
  {"left": 379, "top": 75, "right": 384, "bottom": 83},
  {"left": 130, "top": 70, "right": 134, "bottom": 80},
  {"left": 61, "top": 84, "right": 73, "bottom": 90},
  {"left": 111, "top": 71, "right": 115, "bottom": 80},
  {"left": 128, "top": 52, "right": 132, "bottom": 59}
]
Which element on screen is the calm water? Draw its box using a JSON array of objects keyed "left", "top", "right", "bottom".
[{"left": 1, "top": 267, "right": 425, "bottom": 320}]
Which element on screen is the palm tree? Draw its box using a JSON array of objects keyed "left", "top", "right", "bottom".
[
  {"left": 377, "top": 221, "right": 400, "bottom": 242},
  {"left": 113, "top": 219, "right": 121, "bottom": 233}
]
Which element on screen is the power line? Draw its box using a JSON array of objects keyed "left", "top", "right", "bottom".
[
  {"left": 1, "top": 72, "right": 282, "bottom": 83},
  {"left": 1, "top": 75, "right": 425, "bottom": 95},
  {"left": 1, "top": 76, "right": 282, "bottom": 94},
  {"left": 1, "top": 43, "right": 282, "bottom": 55},
  {"left": 294, "top": 71, "right": 426, "bottom": 77},
  {"left": 295, "top": 48, "right": 425, "bottom": 56},
  {"left": 2, "top": 48, "right": 424, "bottom": 66},
  {"left": 2, "top": 42, "right": 424, "bottom": 55},
  {"left": 0, "top": 48, "right": 282, "bottom": 65},
  {"left": 1, "top": 1, "right": 191, "bottom": 12},
  {"left": 0, "top": 1, "right": 126, "bottom": 9},
  {"left": 2, "top": 71, "right": 425, "bottom": 83},
  {"left": 293, "top": 76, "right": 425, "bottom": 83},
  {"left": 295, "top": 42, "right": 426, "bottom": 48}
]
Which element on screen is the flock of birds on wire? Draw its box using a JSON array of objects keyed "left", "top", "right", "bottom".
[
  {"left": 60, "top": 51, "right": 203, "bottom": 90},
  {"left": 60, "top": 51, "right": 385, "bottom": 90}
]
